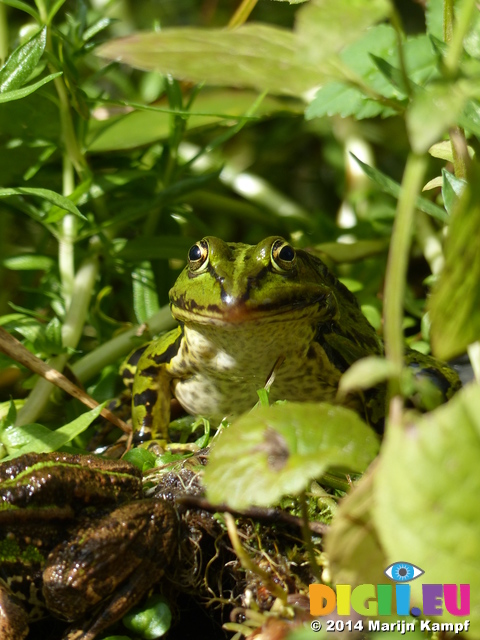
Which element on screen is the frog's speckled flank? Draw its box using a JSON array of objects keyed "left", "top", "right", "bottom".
[{"left": 130, "top": 236, "right": 461, "bottom": 439}]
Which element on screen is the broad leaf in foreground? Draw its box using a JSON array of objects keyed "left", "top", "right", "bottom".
[
  {"left": 373, "top": 385, "right": 480, "bottom": 632},
  {"left": 204, "top": 402, "right": 379, "bottom": 509}
]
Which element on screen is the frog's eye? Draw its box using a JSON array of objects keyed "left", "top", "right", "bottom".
[
  {"left": 271, "top": 239, "right": 296, "bottom": 272},
  {"left": 188, "top": 240, "right": 209, "bottom": 273}
]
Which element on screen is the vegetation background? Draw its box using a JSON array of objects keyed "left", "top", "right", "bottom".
[{"left": 0, "top": 0, "right": 480, "bottom": 638}]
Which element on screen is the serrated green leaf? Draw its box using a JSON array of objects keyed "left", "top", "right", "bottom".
[
  {"left": 430, "top": 170, "right": 480, "bottom": 359},
  {"left": 373, "top": 385, "right": 480, "bottom": 633},
  {"left": 306, "top": 27, "right": 438, "bottom": 121},
  {"left": 306, "top": 82, "right": 388, "bottom": 120},
  {"left": 0, "top": 187, "right": 85, "bottom": 219},
  {"left": 441, "top": 168, "right": 467, "bottom": 216},
  {"left": 1, "top": 403, "right": 105, "bottom": 458},
  {"left": 98, "top": 24, "right": 325, "bottom": 98},
  {"left": 0, "top": 27, "right": 46, "bottom": 92},
  {"left": 351, "top": 154, "right": 448, "bottom": 222},
  {"left": 204, "top": 402, "right": 379, "bottom": 509}
]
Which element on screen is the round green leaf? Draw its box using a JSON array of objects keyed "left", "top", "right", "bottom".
[
  {"left": 204, "top": 402, "right": 379, "bottom": 509},
  {"left": 123, "top": 595, "right": 172, "bottom": 639}
]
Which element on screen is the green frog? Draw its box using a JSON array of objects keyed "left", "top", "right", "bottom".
[
  {"left": 0, "top": 453, "right": 177, "bottom": 640},
  {"left": 128, "top": 236, "right": 460, "bottom": 439}
]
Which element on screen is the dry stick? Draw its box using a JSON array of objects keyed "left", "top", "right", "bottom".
[{"left": 0, "top": 327, "right": 131, "bottom": 434}]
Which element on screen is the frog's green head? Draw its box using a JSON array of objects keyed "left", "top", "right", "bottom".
[{"left": 170, "top": 236, "right": 338, "bottom": 325}]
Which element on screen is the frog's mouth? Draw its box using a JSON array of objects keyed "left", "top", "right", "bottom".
[{"left": 170, "top": 290, "right": 335, "bottom": 326}]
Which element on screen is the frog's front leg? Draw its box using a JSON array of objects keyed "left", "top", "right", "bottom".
[{"left": 131, "top": 327, "right": 183, "bottom": 440}]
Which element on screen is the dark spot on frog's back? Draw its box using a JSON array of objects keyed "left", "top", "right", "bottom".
[
  {"left": 152, "top": 333, "right": 183, "bottom": 365},
  {"left": 133, "top": 388, "right": 158, "bottom": 409},
  {"left": 127, "top": 344, "right": 149, "bottom": 368}
]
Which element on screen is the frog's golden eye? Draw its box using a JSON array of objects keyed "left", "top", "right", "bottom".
[
  {"left": 271, "top": 239, "right": 296, "bottom": 272},
  {"left": 188, "top": 240, "right": 209, "bottom": 273}
]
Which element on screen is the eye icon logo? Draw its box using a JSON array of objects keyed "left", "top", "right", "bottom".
[{"left": 384, "top": 562, "right": 424, "bottom": 582}]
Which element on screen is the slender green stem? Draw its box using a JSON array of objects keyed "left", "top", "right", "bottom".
[
  {"left": 0, "top": 3, "right": 8, "bottom": 65},
  {"left": 444, "top": 0, "right": 477, "bottom": 75},
  {"left": 383, "top": 153, "right": 428, "bottom": 419},
  {"left": 443, "top": 0, "right": 454, "bottom": 45},
  {"left": 228, "top": 0, "right": 258, "bottom": 28},
  {"left": 58, "top": 154, "right": 77, "bottom": 308},
  {"left": 16, "top": 256, "right": 100, "bottom": 426},
  {"left": 390, "top": 8, "right": 411, "bottom": 98}
]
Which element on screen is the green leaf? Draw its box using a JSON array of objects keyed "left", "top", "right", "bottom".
[
  {"left": 369, "top": 53, "right": 408, "bottom": 94},
  {"left": 83, "top": 17, "right": 114, "bottom": 42},
  {"left": 204, "top": 402, "right": 379, "bottom": 509},
  {"left": 0, "top": 71, "right": 62, "bottom": 103},
  {"left": 0, "top": 0, "right": 40, "bottom": 20},
  {"left": 0, "top": 187, "right": 86, "bottom": 219},
  {"left": 430, "top": 169, "right": 480, "bottom": 359},
  {"left": 47, "top": 0, "right": 68, "bottom": 24},
  {"left": 132, "top": 261, "right": 160, "bottom": 325},
  {"left": 306, "top": 82, "right": 387, "bottom": 120},
  {"left": 373, "top": 385, "right": 480, "bottom": 633},
  {"left": 0, "top": 27, "right": 46, "bottom": 93},
  {"left": 325, "top": 469, "right": 389, "bottom": 588},
  {"left": 98, "top": 24, "right": 325, "bottom": 98},
  {"left": 123, "top": 447, "right": 157, "bottom": 472},
  {"left": 426, "top": 0, "right": 443, "bottom": 40},
  {"left": 337, "top": 356, "right": 396, "bottom": 398},
  {"left": 306, "top": 28, "right": 438, "bottom": 121},
  {"left": 407, "top": 82, "right": 468, "bottom": 153},
  {"left": 1, "top": 404, "right": 105, "bottom": 458},
  {"left": 350, "top": 154, "right": 448, "bottom": 222},
  {"left": 88, "top": 90, "right": 300, "bottom": 151},
  {"left": 296, "top": 0, "right": 391, "bottom": 67},
  {"left": 123, "top": 595, "right": 172, "bottom": 639},
  {"left": 2, "top": 255, "right": 55, "bottom": 271},
  {"left": 441, "top": 168, "right": 467, "bottom": 217}
]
